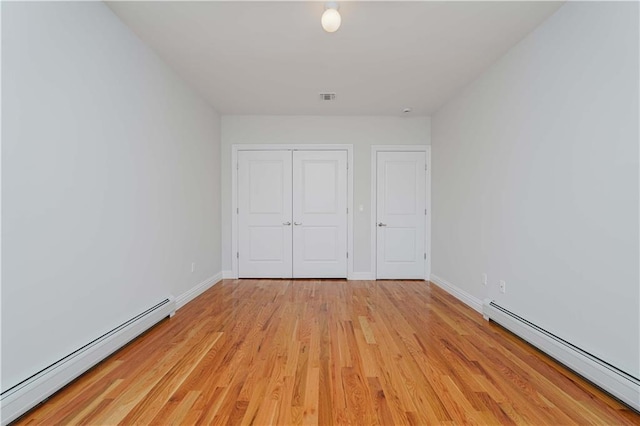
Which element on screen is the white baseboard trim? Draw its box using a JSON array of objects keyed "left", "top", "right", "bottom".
[
  {"left": 221, "top": 273, "right": 445, "bottom": 282},
  {"left": 175, "top": 272, "right": 222, "bottom": 310},
  {"left": 429, "top": 274, "right": 483, "bottom": 313},
  {"left": 484, "top": 300, "right": 640, "bottom": 411},
  {"left": 0, "top": 297, "right": 175, "bottom": 425},
  {"left": 221, "top": 271, "right": 374, "bottom": 280},
  {"left": 348, "top": 272, "right": 375, "bottom": 280}
]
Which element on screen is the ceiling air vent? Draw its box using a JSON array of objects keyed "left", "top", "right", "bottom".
[{"left": 319, "top": 93, "right": 336, "bottom": 101}]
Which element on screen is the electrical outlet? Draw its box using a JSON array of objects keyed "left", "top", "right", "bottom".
[
  {"left": 499, "top": 280, "right": 506, "bottom": 294},
  {"left": 481, "top": 273, "right": 487, "bottom": 286},
  {"left": 191, "top": 262, "right": 196, "bottom": 273}
]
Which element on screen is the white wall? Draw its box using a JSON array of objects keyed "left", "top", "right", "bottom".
[
  {"left": 432, "top": 2, "right": 639, "bottom": 377},
  {"left": 2, "top": 2, "right": 221, "bottom": 392},
  {"left": 221, "top": 116, "right": 430, "bottom": 274}
]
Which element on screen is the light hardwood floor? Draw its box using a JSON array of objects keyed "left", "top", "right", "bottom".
[{"left": 15, "top": 280, "right": 639, "bottom": 425}]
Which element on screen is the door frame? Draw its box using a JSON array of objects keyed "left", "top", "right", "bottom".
[
  {"left": 370, "top": 145, "right": 431, "bottom": 281},
  {"left": 231, "top": 144, "right": 354, "bottom": 279}
]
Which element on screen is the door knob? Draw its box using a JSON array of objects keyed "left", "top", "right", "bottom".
[
  {"left": 294, "top": 222, "right": 302, "bottom": 226},
  {"left": 378, "top": 222, "right": 387, "bottom": 227},
  {"left": 283, "top": 221, "right": 291, "bottom": 226}
]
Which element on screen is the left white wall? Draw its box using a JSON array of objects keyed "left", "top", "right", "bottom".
[{"left": 2, "top": 2, "right": 221, "bottom": 392}]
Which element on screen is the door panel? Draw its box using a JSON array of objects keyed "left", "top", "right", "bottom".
[
  {"left": 238, "top": 151, "right": 292, "bottom": 278},
  {"left": 302, "top": 161, "right": 337, "bottom": 213},
  {"left": 376, "top": 151, "right": 425, "bottom": 279},
  {"left": 248, "top": 227, "right": 285, "bottom": 261},
  {"left": 385, "top": 163, "right": 417, "bottom": 215},
  {"left": 301, "top": 227, "right": 339, "bottom": 260},
  {"left": 293, "top": 151, "right": 347, "bottom": 278},
  {"left": 248, "top": 161, "right": 283, "bottom": 213},
  {"left": 384, "top": 228, "right": 416, "bottom": 262}
]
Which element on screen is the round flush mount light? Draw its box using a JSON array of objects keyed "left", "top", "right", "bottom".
[{"left": 322, "top": 2, "right": 341, "bottom": 33}]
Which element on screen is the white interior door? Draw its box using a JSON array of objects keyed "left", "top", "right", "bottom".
[
  {"left": 238, "top": 150, "right": 292, "bottom": 278},
  {"left": 376, "top": 151, "right": 426, "bottom": 279},
  {"left": 293, "top": 150, "right": 347, "bottom": 278}
]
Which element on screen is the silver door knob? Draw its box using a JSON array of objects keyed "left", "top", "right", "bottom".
[
  {"left": 378, "top": 222, "right": 387, "bottom": 227},
  {"left": 283, "top": 221, "right": 291, "bottom": 226},
  {"left": 294, "top": 222, "right": 302, "bottom": 226}
]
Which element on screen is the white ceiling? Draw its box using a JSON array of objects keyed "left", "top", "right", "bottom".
[{"left": 107, "top": 1, "right": 563, "bottom": 116}]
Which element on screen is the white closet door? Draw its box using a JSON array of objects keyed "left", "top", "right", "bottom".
[
  {"left": 293, "top": 150, "right": 347, "bottom": 278},
  {"left": 238, "top": 151, "right": 292, "bottom": 278},
  {"left": 376, "top": 151, "right": 425, "bottom": 279}
]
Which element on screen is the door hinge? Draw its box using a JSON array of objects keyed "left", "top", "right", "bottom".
[
  {"left": 237, "top": 252, "right": 239, "bottom": 259},
  {"left": 237, "top": 163, "right": 239, "bottom": 170},
  {"left": 425, "top": 209, "right": 427, "bottom": 215},
  {"left": 346, "top": 252, "right": 349, "bottom": 259},
  {"left": 424, "top": 253, "right": 426, "bottom": 260},
  {"left": 237, "top": 207, "right": 239, "bottom": 214},
  {"left": 346, "top": 207, "right": 349, "bottom": 214},
  {"left": 425, "top": 164, "right": 427, "bottom": 171}
]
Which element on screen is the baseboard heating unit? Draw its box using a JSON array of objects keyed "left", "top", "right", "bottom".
[
  {"left": 483, "top": 299, "right": 640, "bottom": 412},
  {"left": 1, "top": 297, "right": 176, "bottom": 425}
]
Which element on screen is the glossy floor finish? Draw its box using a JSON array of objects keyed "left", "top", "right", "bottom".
[{"left": 16, "top": 280, "right": 638, "bottom": 425}]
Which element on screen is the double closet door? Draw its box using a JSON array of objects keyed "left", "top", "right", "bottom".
[{"left": 238, "top": 150, "right": 347, "bottom": 278}]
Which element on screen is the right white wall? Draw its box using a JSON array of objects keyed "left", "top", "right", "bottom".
[{"left": 431, "top": 1, "right": 639, "bottom": 378}]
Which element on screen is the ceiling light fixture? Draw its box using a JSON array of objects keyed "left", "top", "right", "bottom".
[{"left": 321, "top": 2, "right": 341, "bottom": 33}]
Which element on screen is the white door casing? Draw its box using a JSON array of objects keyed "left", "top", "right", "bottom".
[
  {"left": 293, "top": 151, "right": 347, "bottom": 278},
  {"left": 376, "top": 151, "right": 426, "bottom": 279},
  {"left": 238, "top": 150, "right": 292, "bottom": 278}
]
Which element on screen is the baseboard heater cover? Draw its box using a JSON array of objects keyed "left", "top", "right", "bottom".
[
  {"left": 483, "top": 299, "right": 640, "bottom": 412},
  {"left": 0, "top": 297, "right": 176, "bottom": 425}
]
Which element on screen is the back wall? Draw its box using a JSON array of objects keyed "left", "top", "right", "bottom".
[{"left": 220, "top": 115, "right": 430, "bottom": 275}]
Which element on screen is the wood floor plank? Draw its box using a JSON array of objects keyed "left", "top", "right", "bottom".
[{"left": 14, "top": 279, "right": 639, "bottom": 425}]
